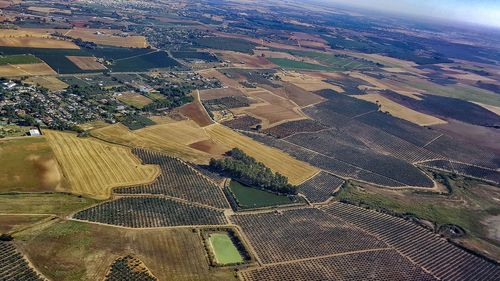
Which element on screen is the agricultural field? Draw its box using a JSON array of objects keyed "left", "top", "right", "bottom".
[
  {"left": 44, "top": 130, "right": 160, "bottom": 199},
  {"left": 231, "top": 208, "right": 388, "bottom": 264},
  {"left": 0, "top": 62, "right": 56, "bottom": 76},
  {"left": 178, "top": 98, "right": 214, "bottom": 127},
  {"left": 278, "top": 71, "right": 345, "bottom": 92},
  {"left": 115, "top": 149, "right": 229, "bottom": 209},
  {"left": 0, "top": 29, "right": 79, "bottom": 49},
  {"left": 0, "top": 241, "right": 45, "bottom": 281},
  {"left": 64, "top": 28, "right": 148, "bottom": 48},
  {"left": 226, "top": 180, "right": 302, "bottom": 210},
  {"left": 240, "top": 249, "right": 435, "bottom": 281},
  {"left": 299, "top": 172, "right": 344, "bottom": 203},
  {"left": 322, "top": 202, "right": 500, "bottom": 280},
  {"left": 0, "top": 193, "right": 99, "bottom": 216},
  {"left": 263, "top": 119, "right": 328, "bottom": 138},
  {"left": 221, "top": 115, "right": 262, "bottom": 130},
  {"left": 0, "top": 215, "right": 50, "bottom": 234},
  {"left": 91, "top": 123, "right": 212, "bottom": 163},
  {"left": 109, "top": 51, "right": 181, "bottom": 72},
  {"left": 0, "top": 137, "right": 64, "bottom": 192},
  {"left": 66, "top": 56, "right": 107, "bottom": 70},
  {"left": 354, "top": 93, "right": 447, "bottom": 126},
  {"left": 204, "top": 124, "right": 320, "bottom": 185},
  {"left": 208, "top": 233, "right": 243, "bottom": 265},
  {"left": 116, "top": 92, "right": 153, "bottom": 109},
  {"left": 171, "top": 51, "right": 218, "bottom": 62},
  {"left": 0, "top": 54, "right": 41, "bottom": 65},
  {"left": 24, "top": 76, "right": 68, "bottom": 91},
  {"left": 199, "top": 87, "right": 247, "bottom": 100},
  {"left": 104, "top": 255, "right": 157, "bottom": 281},
  {"left": 73, "top": 197, "right": 227, "bottom": 227},
  {"left": 18, "top": 220, "right": 235, "bottom": 281},
  {"left": 268, "top": 58, "right": 341, "bottom": 71}
]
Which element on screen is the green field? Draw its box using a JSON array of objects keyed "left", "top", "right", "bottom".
[
  {"left": 275, "top": 49, "right": 369, "bottom": 69},
  {"left": 0, "top": 54, "right": 42, "bottom": 65},
  {"left": 228, "top": 180, "right": 299, "bottom": 209},
  {"left": 268, "top": 58, "right": 341, "bottom": 71},
  {"left": 209, "top": 233, "right": 243, "bottom": 264},
  {"left": 110, "top": 51, "right": 182, "bottom": 72},
  {"left": 0, "top": 193, "right": 99, "bottom": 215}
]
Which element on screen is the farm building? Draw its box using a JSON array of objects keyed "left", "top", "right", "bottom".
[{"left": 28, "top": 129, "right": 41, "bottom": 136}]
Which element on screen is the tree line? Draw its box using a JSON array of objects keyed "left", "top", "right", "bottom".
[{"left": 209, "top": 148, "right": 298, "bottom": 194}]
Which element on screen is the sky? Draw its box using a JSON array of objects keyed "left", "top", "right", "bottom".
[{"left": 321, "top": 0, "right": 500, "bottom": 28}]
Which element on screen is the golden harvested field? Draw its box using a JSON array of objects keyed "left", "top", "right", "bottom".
[
  {"left": 117, "top": 92, "right": 153, "bottom": 109},
  {"left": 0, "top": 137, "right": 64, "bottom": 192},
  {"left": 0, "top": 63, "right": 56, "bottom": 76},
  {"left": 43, "top": 130, "right": 160, "bottom": 200},
  {"left": 354, "top": 93, "right": 447, "bottom": 126},
  {"left": 204, "top": 124, "right": 319, "bottom": 185},
  {"left": 19, "top": 220, "right": 235, "bottom": 281},
  {"left": 66, "top": 56, "right": 106, "bottom": 70},
  {"left": 24, "top": 77, "right": 68, "bottom": 91},
  {"left": 137, "top": 120, "right": 210, "bottom": 146},
  {"left": 0, "top": 29, "right": 79, "bottom": 48},
  {"left": 91, "top": 123, "right": 212, "bottom": 163},
  {"left": 278, "top": 71, "right": 344, "bottom": 92},
  {"left": 28, "top": 6, "right": 71, "bottom": 14},
  {"left": 64, "top": 28, "right": 148, "bottom": 48}
]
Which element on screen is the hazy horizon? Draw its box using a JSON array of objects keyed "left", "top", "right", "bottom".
[{"left": 317, "top": 0, "right": 500, "bottom": 28}]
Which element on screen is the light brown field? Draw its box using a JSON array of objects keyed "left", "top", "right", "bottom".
[
  {"left": 278, "top": 71, "right": 344, "bottom": 92},
  {"left": 0, "top": 215, "right": 50, "bottom": 234},
  {"left": 204, "top": 124, "right": 319, "bottom": 185},
  {"left": 349, "top": 72, "right": 424, "bottom": 100},
  {"left": 0, "top": 136, "right": 65, "bottom": 193},
  {"left": 178, "top": 99, "right": 214, "bottom": 127},
  {"left": 199, "top": 87, "right": 246, "bottom": 100},
  {"left": 64, "top": 28, "right": 148, "bottom": 48},
  {"left": 198, "top": 69, "right": 241, "bottom": 88},
  {"left": 91, "top": 123, "right": 213, "bottom": 163},
  {"left": 233, "top": 87, "right": 305, "bottom": 128},
  {"left": 216, "top": 50, "right": 277, "bottom": 68},
  {"left": 24, "top": 77, "right": 68, "bottom": 91},
  {"left": 0, "top": 29, "right": 79, "bottom": 48},
  {"left": 189, "top": 139, "right": 229, "bottom": 155},
  {"left": 261, "top": 82, "right": 326, "bottom": 107},
  {"left": 353, "top": 93, "right": 447, "bottom": 126},
  {"left": 66, "top": 56, "right": 106, "bottom": 70},
  {"left": 28, "top": 6, "right": 71, "bottom": 14},
  {"left": 19, "top": 220, "right": 235, "bottom": 281},
  {"left": 43, "top": 130, "right": 160, "bottom": 200},
  {"left": 117, "top": 92, "right": 153, "bottom": 109},
  {"left": 0, "top": 63, "right": 56, "bottom": 77}
]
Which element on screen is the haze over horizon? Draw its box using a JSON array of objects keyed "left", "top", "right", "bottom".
[{"left": 319, "top": 0, "right": 500, "bottom": 28}]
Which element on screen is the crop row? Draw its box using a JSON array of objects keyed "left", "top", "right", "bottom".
[
  {"left": 231, "top": 208, "right": 387, "bottom": 264},
  {"left": 105, "top": 255, "right": 157, "bottom": 281},
  {"left": 286, "top": 130, "right": 433, "bottom": 187},
  {"left": 115, "top": 149, "right": 229, "bottom": 209},
  {"left": 321, "top": 202, "right": 500, "bottom": 281},
  {"left": 299, "top": 172, "right": 344, "bottom": 203},
  {"left": 222, "top": 115, "right": 261, "bottom": 130},
  {"left": 0, "top": 242, "right": 44, "bottom": 281},
  {"left": 263, "top": 119, "right": 329, "bottom": 139},
  {"left": 245, "top": 132, "right": 404, "bottom": 187},
  {"left": 451, "top": 162, "right": 500, "bottom": 184},
  {"left": 73, "top": 197, "right": 227, "bottom": 228},
  {"left": 240, "top": 249, "right": 436, "bottom": 281}
]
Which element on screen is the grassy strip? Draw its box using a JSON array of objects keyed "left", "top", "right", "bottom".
[
  {"left": 268, "top": 58, "right": 341, "bottom": 71},
  {"left": 0, "top": 54, "right": 42, "bottom": 65}
]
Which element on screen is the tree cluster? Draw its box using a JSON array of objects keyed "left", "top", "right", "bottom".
[{"left": 210, "top": 148, "right": 298, "bottom": 194}]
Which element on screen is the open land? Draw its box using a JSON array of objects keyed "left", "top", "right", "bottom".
[
  {"left": 66, "top": 56, "right": 107, "bottom": 70},
  {"left": 24, "top": 76, "right": 68, "bottom": 91}
]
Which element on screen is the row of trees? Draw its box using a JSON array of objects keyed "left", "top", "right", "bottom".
[{"left": 209, "top": 148, "right": 299, "bottom": 194}]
